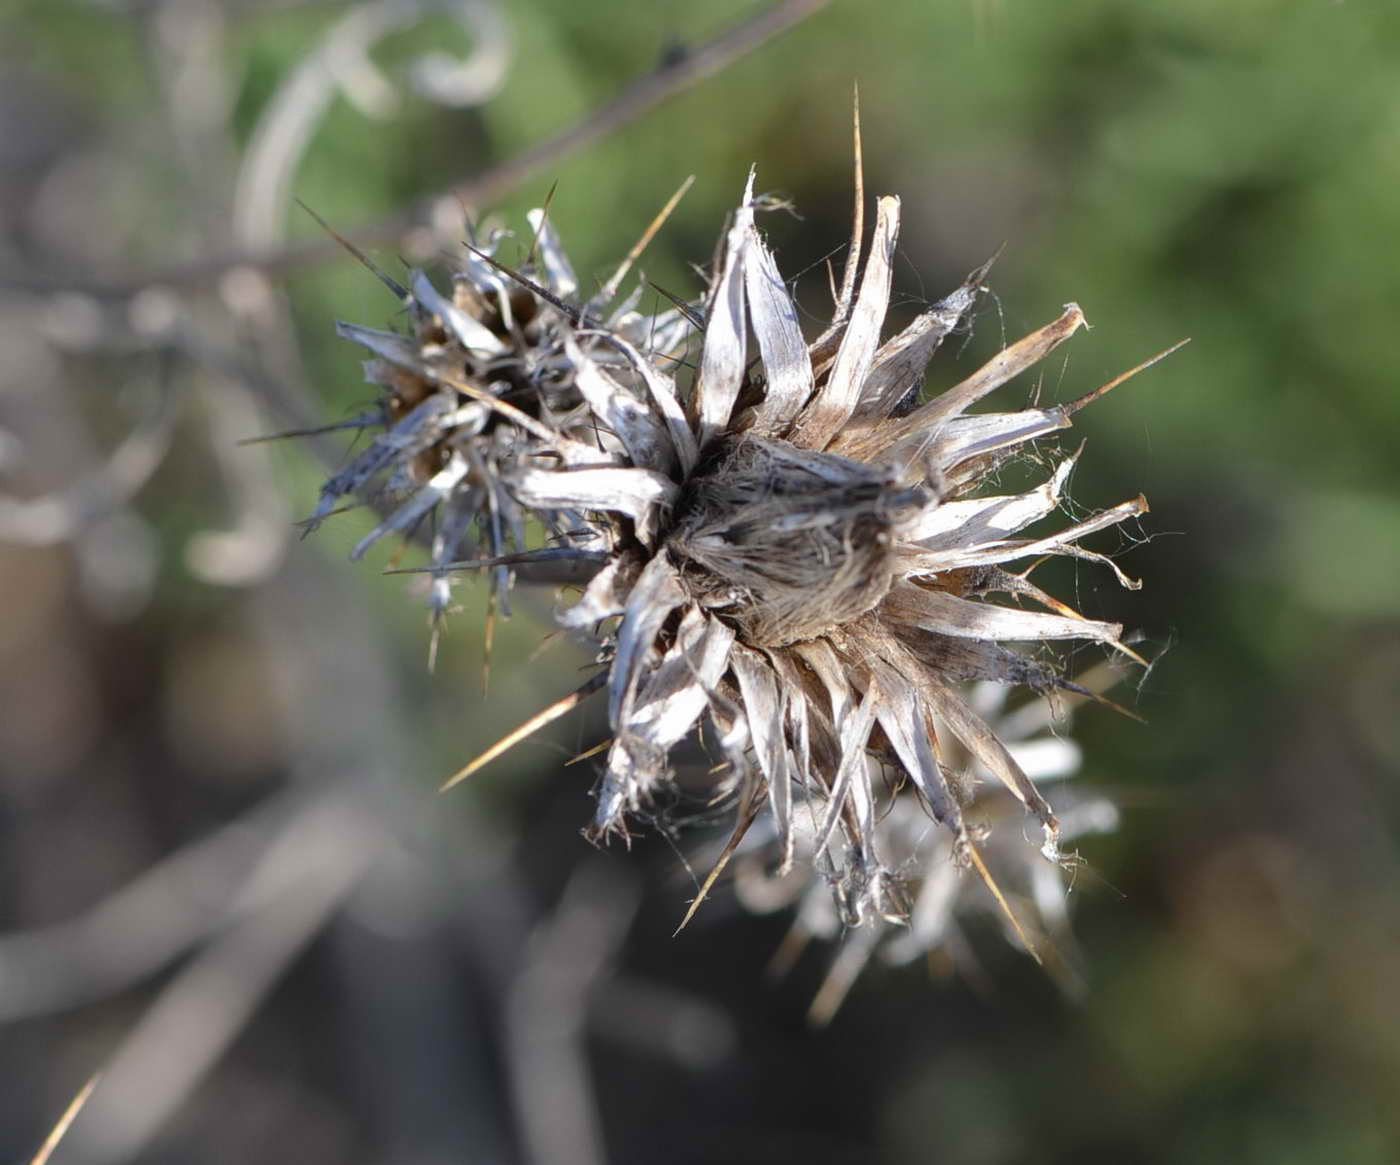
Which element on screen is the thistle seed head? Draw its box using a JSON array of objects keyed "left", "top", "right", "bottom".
[
  {"left": 311, "top": 154, "right": 1170, "bottom": 985},
  {"left": 667, "top": 435, "right": 927, "bottom": 647}
]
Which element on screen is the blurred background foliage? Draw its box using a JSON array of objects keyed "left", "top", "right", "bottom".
[{"left": 2, "top": 0, "right": 1399, "bottom": 1162}]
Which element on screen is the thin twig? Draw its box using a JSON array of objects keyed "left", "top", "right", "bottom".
[
  {"left": 505, "top": 862, "right": 640, "bottom": 1165},
  {"left": 28, "top": 1073, "right": 100, "bottom": 1165},
  {"left": 67, "top": 796, "right": 384, "bottom": 1163},
  {"left": 0, "top": 0, "right": 832, "bottom": 300}
]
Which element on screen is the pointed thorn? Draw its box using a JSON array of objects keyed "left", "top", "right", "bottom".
[
  {"left": 566, "top": 737, "right": 612, "bottom": 766},
  {"left": 429, "top": 366, "right": 568, "bottom": 449},
  {"left": 1053, "top": 675, "right": 1148, "bottom": 723},
  {"left": 296, "top": 199, "right": 409, "bottom": 300},
  {"left": 482, "top": 592, "right": 497, "bottom": 696},
  {"left": 963, "top": 243, "right": 1005, "bottom": 290},
  {"left": 440, "top": 672, "right": 608, "bottom": 792},
  {"left": 524, "top": 180, "right": 560, "bottom": 268},
  {"left": 645, "top": 279, "right": 706, "bottom": 331},
  {"left": 1108, "top": 638, "right": 1152, "bottom": 670},
  {"left": 602, "top": 174, "right": 695, "bottom": 300},
  {"left": 462, "top": 241, "right": 582, "bottom": 325},
  {"left": 965, "top": 835, "right": 1044, "bottom": 966},
  {"left": 673, "top": 796, "right": 762, "bottom": 936},
  {"left": 237, "top": 412, "right": 382, "bottom": 446},
  {"left": 382, "top": 549, "right": 607, "bottom": 576},
  {"left": 1067, "top": 338, "right": 1191, "bottom": 415}
]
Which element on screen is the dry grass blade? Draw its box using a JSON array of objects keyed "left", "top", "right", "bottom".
[
  {"left": 29, "top": 1072, "right": 100, "bottom": 1165},
  {"left": 441, "top": 673, "right": 608, "bottom": 791},
  {"left": 8, "top": 0, "right": 834, "bottom": 298}
]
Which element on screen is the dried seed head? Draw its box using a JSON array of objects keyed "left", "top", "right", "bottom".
[
  {"left": 306, "top": 214, "right": 696, "bottom": 648},
  {"left": 668, "top": 436, "right": 927, "bottom": 647},
  {"left": 731, "top": 676, "right": 1121, "bottom": 1021},
  {"left": 309, "top": 148, "right": 1173, "bottom": 995}
]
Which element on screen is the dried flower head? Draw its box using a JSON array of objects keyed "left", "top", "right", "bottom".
[
  {"left": 731, "top": 677, "right": 1121, "bottom": 1020},
  {"left": 316, "top": 146, "right": 1173, "bottom": 964},
  {"left": 309, "top": 203, "right": 693, "bottom": 662}
]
